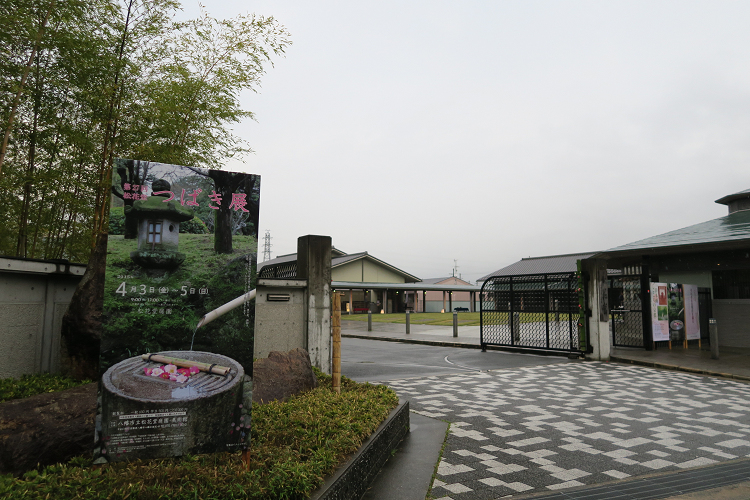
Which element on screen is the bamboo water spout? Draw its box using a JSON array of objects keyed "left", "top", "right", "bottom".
[{"left": 196, "top": 289, "right": 256, "bottom": 329}]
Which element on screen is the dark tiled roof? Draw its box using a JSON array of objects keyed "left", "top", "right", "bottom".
[
  {"left": 601, "top": 209, "right": 750, "bottom": 254},
  {"left": 716, "top": 188, "right": 750, "bottom": 206},
  {"left": 258, "top": 253, "right": 297, "bottom": 269},
  {"left": 478, "top": 252, "right": 597, "bottom": 281}
]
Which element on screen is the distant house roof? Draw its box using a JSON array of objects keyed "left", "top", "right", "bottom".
[
  {"left": 421, "top": 276, "right": 473, "bottom": 286},
  {"left": 478, "top": 252, "right": 597, "bottom": 281},
  {"left": 595, "top": 209, "right": 750, "bottom": 258}
]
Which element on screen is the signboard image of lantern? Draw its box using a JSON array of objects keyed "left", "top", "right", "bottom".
[
  {"left": 668, "top": 283, "right": 685, "bottom": 342},
  {"left": 96, "top": 159, "right": 259, "bottom": 464}
]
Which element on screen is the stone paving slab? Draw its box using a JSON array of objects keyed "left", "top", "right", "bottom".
[{"left": 385, "top": 362, "right": 750, "bottom": 499}]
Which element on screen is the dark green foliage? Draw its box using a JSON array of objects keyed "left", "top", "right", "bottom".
[
  {"left": 179, "top": 216, "right": 208, "bottom": 234},
  {"left": 107, "top": 207, "right": 125, "bottom": 235},
  {"left": 0, "top": 372, "right": 399, "bottom": 499},
  {"left": 0, "top": 374, "right": 92, "bottom": 403}
]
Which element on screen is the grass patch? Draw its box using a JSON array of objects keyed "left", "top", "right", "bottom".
[
  {"left": 342, "top": 312, "right": 482, "bottom": 326},
  {"left": 341, "top": 312, "right": 575, "bottom": 327},
  {"left": 426, "top": 422, "right": 451, "bottom": 500},
  {"left": 0, "top": 370, "right": 398, "bottom": 500},
  {"left": 0, "top": 374, "right": 92, "bottom": 403}
]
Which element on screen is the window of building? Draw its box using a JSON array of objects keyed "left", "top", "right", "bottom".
[
  {"left": 147, "top": 220, "right": 163, "bottom": 248},
  {"left": 712, "top": 269, "right": 750, "bottom": 299}
]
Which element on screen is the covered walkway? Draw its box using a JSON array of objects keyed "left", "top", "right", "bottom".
[{"left": 332, "top": 280, "right": 481, "bottom": 314}]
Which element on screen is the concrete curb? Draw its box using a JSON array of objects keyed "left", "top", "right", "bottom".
[
  {"left": 610, "top": 356, "right": 750, "bottom": 382},
  {"left": 342, "top": 334, "right": 576, "bottom": 358},
  {"left": 309, "top": 400, "right": 410, "bottom": 500}
]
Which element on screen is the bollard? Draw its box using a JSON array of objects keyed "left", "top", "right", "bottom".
[
  {"left": 406, "top": 310, "right": 410, "bottom": 334},
  {"left": 368, "top": 311, "right": 372, "bottom": 332},
  {"left": 709, "top": 318, "right": 719, "bottom": 360},
  {"left": 453, "top": 311, "right": 458, "bottom": 337}
]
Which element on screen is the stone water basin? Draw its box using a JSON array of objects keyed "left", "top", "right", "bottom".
[{"left": 99, "top": 351, "right": 250, "bottom": 462}]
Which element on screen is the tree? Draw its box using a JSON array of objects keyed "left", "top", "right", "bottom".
[
  {"left": 0, "top": 0, "right": 290, "bottom": 378},
  {"left": 0, "top": 0, "right": 288, "bottom": 261}
]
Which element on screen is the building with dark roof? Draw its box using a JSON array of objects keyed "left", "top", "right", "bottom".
[
  {"left": 589, "top": 188, "right": 750, "bottom": 349},
  {"left": 477, "top": 188, "right": 750, "bottom": 357},
  {"left": 478, "top": 252, "right": 598, "bottom": 282},
  {"left": 260, "top": 248, "right": 479, "bottom": 313}
]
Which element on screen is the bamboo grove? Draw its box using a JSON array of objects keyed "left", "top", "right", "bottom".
[{"left": 0, "top": 0, "right": 290, "bottom": 262}]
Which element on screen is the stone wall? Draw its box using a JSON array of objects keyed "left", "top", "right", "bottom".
[{"left": 0, "top": 258, "right": 86, "bottom": 378}]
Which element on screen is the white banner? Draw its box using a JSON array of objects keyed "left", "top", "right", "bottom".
[{"left": 683, "top": 284, "right": 701, "bottom": 340}]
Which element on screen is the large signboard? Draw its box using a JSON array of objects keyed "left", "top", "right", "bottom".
[
  {"left": 650, "top": 282, "right": 670, "bottom": 341},
  {"left": 94, "top": 159, "right": 259, "bottom": 464},
  {"left": 650, "top": 282, "right": 701, "bottom": 343}
]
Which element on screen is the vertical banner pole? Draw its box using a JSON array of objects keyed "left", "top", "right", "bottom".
[{"left": 332, "top": 292, "right": 341, "bottom": 394}]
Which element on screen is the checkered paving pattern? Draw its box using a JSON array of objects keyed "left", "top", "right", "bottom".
[{"left": 385, "top": 362, "right": 750, "bottom": 499}]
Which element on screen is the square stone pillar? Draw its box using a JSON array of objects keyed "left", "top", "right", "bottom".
[
  {"left": 297, "top": 235, "right": 332, "bottom": 373},
  {"left": 584, "top": 258, "right": 610, "bottom": 361}
]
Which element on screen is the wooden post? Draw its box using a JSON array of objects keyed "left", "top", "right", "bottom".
[
  {"left": 242, "top": 449, "right": 250, "bottom": 470},
  {"left": 332, "top": 292, "right": 341, "bottom": 394}
]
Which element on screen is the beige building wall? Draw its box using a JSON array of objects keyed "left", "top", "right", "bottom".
[{"left": 332, "top": 259, "right": 407, "bottom": 284}]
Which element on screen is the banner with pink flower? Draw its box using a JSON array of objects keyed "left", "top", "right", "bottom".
[{"left": 94, "top": 160, "right": 259, "bottom": 464}]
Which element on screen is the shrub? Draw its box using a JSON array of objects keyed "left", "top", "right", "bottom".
[
  {"left": 179, "top": 216, "right": 209, "bottom": 234},
  {"left": 0, "top": 374, "right": 92, "bottom": 403}
]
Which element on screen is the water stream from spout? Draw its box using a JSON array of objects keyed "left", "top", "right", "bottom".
[{"left": 190, "top": 325, "right": 198, "bottom": 351}]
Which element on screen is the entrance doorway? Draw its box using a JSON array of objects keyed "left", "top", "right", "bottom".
[{"left": 609, "top": 274, "right": 646, "bottom": 348}]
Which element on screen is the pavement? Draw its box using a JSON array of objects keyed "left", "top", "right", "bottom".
[{"left": 343, "top": 320, "right": 750, "bottom": 500}]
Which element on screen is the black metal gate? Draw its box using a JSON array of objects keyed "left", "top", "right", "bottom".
[
  {"left": 480, "top": 273, "right": 581, "bottom": 353},
  {"left": 609, "top": 275, "right": 646, "bottom": 347}
]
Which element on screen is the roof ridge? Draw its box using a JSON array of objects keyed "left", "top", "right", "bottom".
[{"left": 521, "top": 251, "right": 599, "bottom": 260}]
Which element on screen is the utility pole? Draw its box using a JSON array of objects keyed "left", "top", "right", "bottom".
[{"left": 262, "top": 230, "right": 272, "bottom": 261}]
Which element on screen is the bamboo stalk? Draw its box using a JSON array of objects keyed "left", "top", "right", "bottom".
[{"left": 140, "top": 353, "right": 230, "bottom": 376}]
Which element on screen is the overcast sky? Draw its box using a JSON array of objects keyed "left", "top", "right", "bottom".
[{"left": 178, "top": 1, "right": 750, "bottom": 283}]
